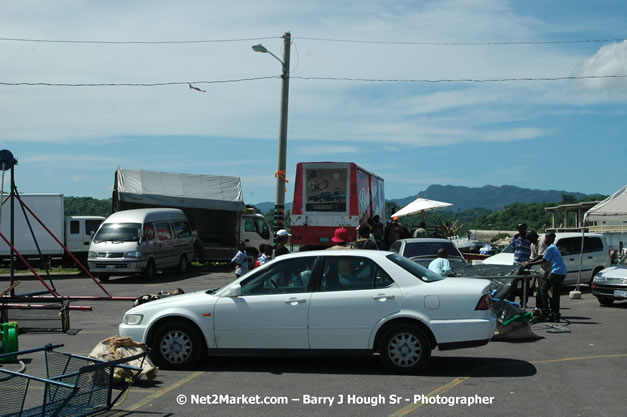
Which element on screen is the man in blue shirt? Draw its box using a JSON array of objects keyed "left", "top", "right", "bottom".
[
  {"left": 525, "top": 232, "right": 567, "bottom": 322},
  {"left": 512, "top": 223, "right": 531, "bottom": 264},
  {"left": 429, "top": 249, "right": 452, "bottom": 276}
]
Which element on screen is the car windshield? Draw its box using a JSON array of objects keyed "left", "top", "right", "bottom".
[
  {"left": 404, "top": 241, "right": 462, "bottom": 259},
  {"left": 501, "top": 242, "right": 514, "bottom": 253},
  {"left": 620, "top": 255, "right": 627, "bottom": 266},
  {"left": 386, "top": 253, "right": 444, "bottom": 282},
  {"left": 93, "top": 223, "right": 141, "bottom": 243}
]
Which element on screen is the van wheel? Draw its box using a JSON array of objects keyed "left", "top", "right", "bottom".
[
  {"left": 97, "top": 273, "right": 110, "bottom": 282},
  {"left": 177, "top": 255, "right": 189, "bottom": 274},
  {"left": 144, "top": 260, "right": 157, "bottom": 280}
]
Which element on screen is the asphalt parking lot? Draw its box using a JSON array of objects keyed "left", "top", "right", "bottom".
[{"left": 2, "top": 268, "right": 626, "bottom": 417}]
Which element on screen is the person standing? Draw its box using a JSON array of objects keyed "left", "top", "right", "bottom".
[
  {"left": 191, "top": 222, "right": 204, "bottom": 264},
  {"left": 512, "top": 223, "right": 531, "bottom": 265},
  {"left": 527, "top": 231, "right": 549, "bottom": 312},
  {"left": 385, "top": 217, "right": 403, "bottom": 249},
  {"left": 371, "top": 215, "right": 385, "bottom": 249},
  {"left": 354, "top": 224, "right": 378, "bottom": 249},
  {"left": 524, "top": 232, "right": 567, "bottom": 322},
  {"left": 412, "top": 221, "right": 428, "bottom": 238},
  {"left": 428, "top": 248, "right": 452, "bottom": 276},
  {"left": 328, "top": 227, "right": 351, "bottom": 250},
  {"left": 275, "top": 229, "right": 291, "bottom": 257},
  {"left": 231, "top": 241, "right": 249, "bottom": 278}
]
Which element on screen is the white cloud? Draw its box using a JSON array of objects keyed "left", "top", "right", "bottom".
[
  {"left": 573, "top": 41, "right": 627, "bottom": 92},
  {"left": 0, "top": 0, "right": 625, "bottom": 159}
]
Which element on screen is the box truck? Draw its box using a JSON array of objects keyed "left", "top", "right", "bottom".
[
  {"left": 290, "top": 162, "right": 385, "bottom": 249},
  {"left": 0, "top": 193, "right": 104, "bottom": 267},
  {"left": 112, "top": 168, "right": 272, "bottom": 263}
]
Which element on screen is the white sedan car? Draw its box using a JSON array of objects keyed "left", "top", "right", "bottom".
[{"left": 119, "top": 250, "right": 496, "bottom": 374}]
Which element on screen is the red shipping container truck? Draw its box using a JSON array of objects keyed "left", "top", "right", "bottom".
[{"left": 290, "top": 162, "right": 385, "bottom": 249}]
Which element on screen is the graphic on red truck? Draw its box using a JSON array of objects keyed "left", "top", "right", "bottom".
[{"left": 291, "top": 162, "right": 385, "bottom": 248}]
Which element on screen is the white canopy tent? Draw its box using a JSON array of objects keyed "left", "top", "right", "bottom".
[
  {"left": 391, "top": 197, "right": 452, "bottom": 218},
  {"left": 585, "top": 185, "right": 627, "bottom": 224},
  {"left": 575, "top": 185, "right": 627, "bottom": 291}
]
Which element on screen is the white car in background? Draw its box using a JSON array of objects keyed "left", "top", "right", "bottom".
[
  {"left": 119, "top": 250, "right": 496, "bottom": 374},
  {"left": 482, "top": 233, "right": 609, "bottom": 286},
  {"left": 591, "top": 254, "right": 627, "bottom": 306}
]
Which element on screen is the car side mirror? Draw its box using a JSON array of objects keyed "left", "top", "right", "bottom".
[{"left": 227, "top": 284, "right": 241, "bottom": 297}]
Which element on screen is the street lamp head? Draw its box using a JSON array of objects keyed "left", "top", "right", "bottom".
[{"left": 252, "top": 44, "right": 268, "bottom": 53}]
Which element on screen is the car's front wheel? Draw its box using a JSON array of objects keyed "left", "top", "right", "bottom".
[
  {"left": 150, "top": 320, "right": 204, "bottom": 370},
  {"left": 597, "top": 296, "right": 614, "bottom": 306},
  {"left": 380, "top": 325, "right": 431, "bottom": 374},
  {"left": 96, "top": 273, "right": 110, "bottom": 282}
]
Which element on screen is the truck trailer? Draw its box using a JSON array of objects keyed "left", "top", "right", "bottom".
[
  {"left": 0, "top": 193, "right": 104, "bottom": 267},
  {"left": 290, "top": 162, "right": 385, "bottom": 249},
  {"left": 112, "top": 168, "right": 272, "bottom": 263}
]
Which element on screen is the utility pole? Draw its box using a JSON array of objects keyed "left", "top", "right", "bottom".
[
  {"left": 252, "top": 32, "right": 291, "bottom": 233},
  {"left": 274, "top": 32, "right": 291, "bottom": 232}
]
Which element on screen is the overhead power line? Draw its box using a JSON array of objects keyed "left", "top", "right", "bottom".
[
  {"left": 296, "top": 36, "right": 627, "bottom": 45},
  {"left": 0, "top": 36, "right": 280, "bottom": 44},
  {"left": 1, "top": 74, "right": 624, "bottom": 88},
  {"left": 291, "top": 74, "right": 627, "bottom": 83},
  {"left": 1, "top": 35, "right": 624, "bottom": 46},
  {"left": 0, "top": 77, "right": 278, "bottom": 87}
]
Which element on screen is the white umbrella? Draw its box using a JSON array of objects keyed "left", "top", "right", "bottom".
[{"left": 391, "top": 197, "right": 452, "bottom": 218}]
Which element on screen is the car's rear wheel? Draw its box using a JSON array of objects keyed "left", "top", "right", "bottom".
[
  {"left": 380, "top": 325, "right": 431, "bottom": 374},
  {"left": 143, "top": 259, "right": 156, "bottom": 280},
  {"left": 150, "top": 320, "right": 204, "bottom": 370},
  {"left": 597, "top": 296, "right": 614, "bottom": 306},
  {"left": 177, "top": 254, "right": 189, "bottom": 274}
]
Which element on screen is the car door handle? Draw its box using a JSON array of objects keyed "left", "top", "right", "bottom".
[
  {"left": 373, "top": 294, "right": 394, "bottom": 301},
  {"left": 284, "top": 298, "right": 306, "bottom": 305}
]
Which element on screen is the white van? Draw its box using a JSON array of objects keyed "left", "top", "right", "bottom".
[
  {"left": 88, "top": 208, "right": 194, "bottom": 281},
  {"left": 483, "top": 232, "right": 609, "bottom": 286}
]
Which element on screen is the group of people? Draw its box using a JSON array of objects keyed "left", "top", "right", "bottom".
[
  {"left": 511, "top": 223, "right": 568, "bottom": 323},
  {"left": 230, "top": 229, "right": 292, "bottom": 277}
]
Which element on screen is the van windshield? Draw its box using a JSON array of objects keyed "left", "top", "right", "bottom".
[{"left": 93, "top": 223, "right": 141, "bottom": 243}]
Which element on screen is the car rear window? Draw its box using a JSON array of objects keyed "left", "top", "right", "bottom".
[
  {"left": 386, "top": 254, "right": 444, "bottom": 282},
  {"left": 403, "top": 241, "right": 461, "bottom": 259}
]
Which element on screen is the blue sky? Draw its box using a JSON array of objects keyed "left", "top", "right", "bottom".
[{"left": 1, "top": 0, "right": 626, "bottom": 205}]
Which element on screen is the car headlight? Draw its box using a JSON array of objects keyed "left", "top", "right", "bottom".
[
  {"left": 623, "top": 278, "right": 627, "bottom": 285},
  {"left": 88, "top": 251, "right": 98, "bottom": 259},
  {"left": 125, "top": 251, "right": 142, "bottom": 258},
  {"left": 593, "top": 274, "right": 606, "bottom": 283},
  {"left": 123, "top": 314, "right": 143, "bottom": 325}
]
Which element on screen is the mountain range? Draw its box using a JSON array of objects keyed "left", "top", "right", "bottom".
[{"left": 253, "top": 184, "right": 593, "bottom": 213}]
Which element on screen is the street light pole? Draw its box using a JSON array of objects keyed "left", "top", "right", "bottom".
[
  {"left": 275, "top": 32, "right": 291, "bottom": 233},
  {"left": 252, "top": 32, "right": 291, "bottom": 233}
]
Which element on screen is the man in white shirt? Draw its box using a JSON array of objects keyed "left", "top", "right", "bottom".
[{"left": 428, "top": 248, "right": 451, "bottom": 276}]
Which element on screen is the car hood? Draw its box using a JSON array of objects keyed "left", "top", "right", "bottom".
[
  {"left": 127, "top": 290, "right": 217, "bottom": 314},
  {"left": 597, "top": 266, "right": 627, "bottom": 280}
]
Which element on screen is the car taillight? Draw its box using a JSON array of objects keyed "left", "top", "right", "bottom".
[{"left": 475, "top": 294, "right": 492, "bottom": 310}]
